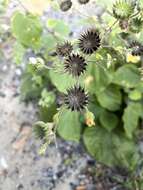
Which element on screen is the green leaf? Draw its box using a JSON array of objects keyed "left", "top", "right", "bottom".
[
  {"left": 11, "top": 12, "right": 42, "bottom": 49},
  {"left": 87, "top": 56, "right": 112, "bottom": 94},
  {"left": 97, "top": 85, "right": 122, "bottom": 111},
  {"left": 129, "top": 90, "right": 142, "bottom": 101},
  {"left": 83, "top": 127, "right": 139, "bottom": 169},
  {"left": 13, "top": 42, "right": 25, "bottom": 65},
  {"left": 41, "top": 34, "right": 57, "bottom": 51},
  {"left": 83, "top": 127, "right": 117, "bottom": 166},
  {"left": 113, "top": 64, "right": 141, "bottom": 88},
  {"left": 112, "top": 134, "right": 140, "bottom": 170},
  {"left": 39, "top": 105, "right": 57, "bottom": 122},
  {"left": 99, "top": 111, "right": 119, "bottom": 132},
  {"left": 88, "top": 98, "right": 104, "bottom": 119},
  {"left": 20, "top": 72, "right": 42, "bottom": 101},
  {"left": 47, "top": 19, "right": 70, "bottom": 37},
  {"left": 57, "top": 109, "right": 81, "bottom": 142},
  {"left": 39, "top": 89, "right": 57, "bottom": 122},
  {"left": 136, "top": 82, "right": 143, "bottom": 93},
  {"left": 123, "top": 102, "right": 143, "bottom": 138},
  {"left": 49, "top": 66, "right": 76, "bottom": 93}
]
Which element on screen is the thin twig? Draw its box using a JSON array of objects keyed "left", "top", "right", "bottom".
[
  {"left": 47, "top": 29, "right": 61, "bottom": 41},
  {"left": 104, "top": 20, "right": 118, "bottom": 35}
]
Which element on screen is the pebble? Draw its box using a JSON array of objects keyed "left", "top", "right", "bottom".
[
  {"left": 76, "top": 185, "right": 86, "bottom": 190},
  {"left": 0, "top": 91, "right": 6, "bottom": 97},
  {"left": 16, "top": 184, "right": 24, "bottom": 190},
  {"left": 2, "top": 65, "right": 8, "bottom": 72},
  {"left": 87, "top": 159, "right": 95, "bottom": 166},
  {"left": 86, "top": 184, "right": 96, "bottom": 190}
]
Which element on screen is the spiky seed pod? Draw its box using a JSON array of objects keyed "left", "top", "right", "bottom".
[
  {"left": 64, "top": 54, "right": 87, "bottom": 77},
  {"left": 33, "top": 122, "right": 46, "bottom": 139},
  {"left": 78, "top": 0, "right": 90, "bottom": 4},
  {"left": 78, "top": 29, "right": 101, "bottom": 54},
  {"left": 113, "top": 0, "right": 134, "bottom": 19},
  {"left": 60, "top": 0, "right": 72, "bottom": 12},
  {"left": 65, "top": 85, "right": 88, "bottom": 111},
  {"left": 129, "top": 41, "right": 143, "bottom": 56},
  {"left": 129, "top": 17, "right": 143, "bottom": 33},
  {"left": 56, "top": 41, "right": 73, "bottom": 57}
]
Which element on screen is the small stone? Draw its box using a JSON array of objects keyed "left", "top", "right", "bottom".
[
  {"left": 87, "top": 159, "right": 95, "bottom": 166},
  {"left": 0, "top": 157, "right": 8, "bottom": 170},
  {"left": 86, "top": 184, "right": 96, "bottom": 190},
  {"left": 70, "top": 182, "right": 78, "bottom": 189},
  {"left": 0, "top": 91, "right": 6, "bottom": 97},
  {"left": 15, "top": 68, "right": 22, "bottom": 76},
  {"left": 96, "top": 183, "right": 103, "bottom": 190},
  {"left": 76, "top": 185, "right": 86, "bottom": 190},
  {"left": 16, "top": 184, "right": 24, "bottom": 190},
  {"left": 2, "top": 65, "right": 8, "bottom": 72},
  {"left": 12, "top": 127, "right": 31, "bottom": 151}
]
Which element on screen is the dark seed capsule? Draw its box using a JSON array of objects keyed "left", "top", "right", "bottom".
[
  {"left": 56, "top": 41, "right": 73, "bottom": 57},
  {"left": 60, "top": 0, "right": 72, "bottom": 12},
  {"left": 65, "top": 85, "right": 88, "bottom": 111},
  {"left": 78, "top": 0, "right": 90, "bottom": 4},
  {"left": 64, "top": 54, "right": 87, "bottom": 77},
  {"left": 78, "top": 29, "right": 101, "bottom": 54},
  {"left": 129, "top": 17, "right": 143, "bottom": 33},
  {"left": 129, "top": 41, "right": 143, "bottom": 56},
  {"left": 33, "top": 123, "right": 46, "bottom": 140}
]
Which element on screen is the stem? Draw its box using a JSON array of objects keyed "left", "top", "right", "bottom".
[
  {"left": 106, "top": 10, "right": 114, "bottom": 17},
  {"left": 134, "top": 180, "right": 139, "bottom": 190},
  {"left": 47, "top": 29, "right": 61, "bottom": 42},
  {"left": 104, "top": 20, "right": 118, "bottom": 35}
]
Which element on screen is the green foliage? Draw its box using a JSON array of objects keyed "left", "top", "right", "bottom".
[
  {"left": 99, "top": 111, "right": 119, "bottom": 132},
  {"left": 57, "top": 108, "right": 81, "bottom": 142},
  {"left": 20, "top": 59, "right": 50, "bottom": 101},
  {"left": 47, "top": 19, "right": 70, "bottom": 38},
  {"left": 11, "top": 12, "right": 42, "bottom": 49},
  {"left": 33, "top": 121, "right": 56, "bottom": 155},
  {"left": 13, "top": 42, "right": 26, "bottom": 65},
  {"left": 38, "top": 89, "right": 57, "bottom": 122},
  {"left": 113, "top": 64, "right": 141, "bottom": 88},
  {"left": 123, "top": 102, "right": 143, "bottom": 138},
  {"left": 84, "top": 126, "right": 116, "bottom": 166},
  {"left": 83, "top": 126, "right": 140, "bottom": 170},
  {"left": 49, "top": 67, "right": 76, "bottom": 93},
  {"left": 96, "top": 85, "right": 122, "bottom": 111}
]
